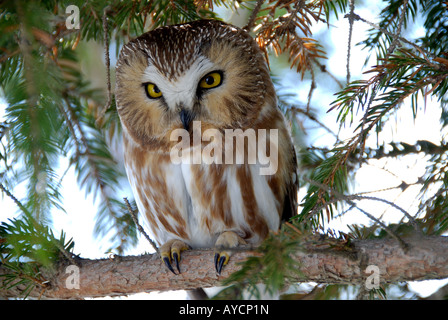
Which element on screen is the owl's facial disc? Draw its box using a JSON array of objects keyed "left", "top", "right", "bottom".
[
  {"left": 178, "top": 70, "right": 224, "bottom": 130},
  {"left": 142, "top": 57, "right": 223, "bottom": 129}
]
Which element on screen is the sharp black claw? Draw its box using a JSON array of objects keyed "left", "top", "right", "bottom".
[
  {"left": 214, "top": 253, "right": 219, "bottom": 272},
  {"left": 163, "top": 256, "right": 176, "bottom": 274},
  {"left": 216, "top": 255, "right": 226, "bottom": 274},
  {"left": 173, "top": 252, "right": 181, "bottom": 274}
]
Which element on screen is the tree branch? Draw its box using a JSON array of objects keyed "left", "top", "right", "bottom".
[{"left": 1, "top": 235, "right": 447, "bottom": 299}]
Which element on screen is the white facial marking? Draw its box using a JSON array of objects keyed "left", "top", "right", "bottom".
[{"left": 142, "top": 56, "right": 216, "bottom": 111}]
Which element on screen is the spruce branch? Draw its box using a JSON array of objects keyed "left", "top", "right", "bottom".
[
  {"left": 385, "top": 0, "right": 409, "bottom": 58},
  {"left": 353, "top": 0, "right": 409, "bottom": 157},
  {"left": 350, "top": 195, "right": 422, "bottom": 234},
  {"left": 1, "top": 235, "right": 448, "bottom": 299},
  {"left": 289, "top": 106, "right": 339, "bottom": 141},
  {"left": 301, "top": 177, "right": 413, "bottom": 250},
  {"left": 0, "top": 182, "right": 29, "bottom": 216},
  {"left": 0, "top": 182, "right": 77, "bottom": 265},
  {"left": 255, "top": 0, "right": 326, "bottom": 77},
  {"left": 354, "top": 0, "right": 412, "bottom": 158},
  {"left": 124, "top": 197, "right": 159, "bottom": 253},
  {"left": 96, "top": 6, "right": 112, "bottom": 127},
  {"left": 346, "top": 0, "right": 355, "bottom": 84},
  {"left": 351, "top": 11, "right": 435, "bottom": 60},
  {"left": 244, "top": 0, "right": 264, "bottom": 32}
]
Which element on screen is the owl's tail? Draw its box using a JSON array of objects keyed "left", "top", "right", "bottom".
[{"left": 187, "top": 288, "right": 209, "bottom": 300}]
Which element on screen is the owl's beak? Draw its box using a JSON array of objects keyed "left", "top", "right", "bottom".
[{"left": 179, "top": 108, "right": 194, "bottom": 131}]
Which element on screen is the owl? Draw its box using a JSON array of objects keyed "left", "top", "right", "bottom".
[{"left": 115, "top": 19, "right": 298, "bottom": 274}]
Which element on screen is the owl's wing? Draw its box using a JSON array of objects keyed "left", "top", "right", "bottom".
[{"left": 281, "top": 145, "right": 299, "bottom": 222}]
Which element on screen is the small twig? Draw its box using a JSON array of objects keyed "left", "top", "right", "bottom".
[
  {"left": 348, "top": 12, "right": 435, "bottom": 60},
  {"left": 0, "top": 182, "right": 29, "bottom": 215},
  {"left": 306, "top": 70, "right": 316, "bottom": 113},
  {"left": 123, "top": 197, "right": 159, "bottom": 253},
  {"left": 52, "top": 239, "right": 79, "bottom": 267},
  {"left": 302, "top": 177, "right": 410, "bottom": 250},
  {"left": 333, "top": 203, "right": 356, "bottom": 220},
  {"left": 346, "top": 0, "right": 355, "bottom": 84},
  {"left": 311, "top": 57, "right": 344, "bottom": 90},
  {"left": 58, "top": 99, "right": 81, "bottom": 159},
  {"left": 244, "top": 0, "right": 264, "bottom": 32},
  {"left": 385, "top": 0, "right": 409, "bottom": 58},
  {"left": 96, "top": 6, "right": 112, "bottom": 127},
  {"left": 307, "top": 173, "right": 420, "bottom": 234},
  {"left": 353, "top": 205, "right": 408, "bottom": 251},
  {"left": 350, "top": 195, "right": 422, "bottom": 234},
  {"left": 417, "top": 187, "right": 448, "bottom": 218},
  {"left": 290, "top": 106, "right": 340, "bottom": 141},
  {"left": 0, "top": 49, "right": 20, "bottom": 64}
]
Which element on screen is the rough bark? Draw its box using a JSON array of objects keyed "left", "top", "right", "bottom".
[{"left": 1, "top": 235, "right": 447, "bottom": 299}]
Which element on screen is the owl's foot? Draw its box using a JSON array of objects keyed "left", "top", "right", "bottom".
[
  {"left": 159, "top": 239, "right": 190, "bottom": 274},
  {"left": 214, "top": 231, "right": 246, "bottom": 274}
]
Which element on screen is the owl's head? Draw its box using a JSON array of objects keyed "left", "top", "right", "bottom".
[{"left": 115, "top": 20, "right": 276, "bottom": 149}]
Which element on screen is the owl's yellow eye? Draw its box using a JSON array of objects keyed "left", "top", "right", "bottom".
[
  {"left": 144, "top": 83, "right": 163, "bottom": 99},
  {"left": 199, "top": 71, "right": 223, "bottom": 89}
]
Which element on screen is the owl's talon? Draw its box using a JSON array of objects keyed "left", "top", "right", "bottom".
[
  {"left": 214, "top": 253, "right": 219, "bottom": 270},
  {"left": 163, "top": 256, "right": 176, "bottom": 274},
  {"left": 172, "top": 251, "right": 181, "bottom": 273},
  {"left": 214, "top": 231, "right": 246, "bottom": 274},
  {"left": 214, "top": 253, "right": 228, "bottom": 274},
  {"left": 214, "top": 253, "right": 220, "bottom": 273},
  {"left": 159, "top": 239, "right": 189, "bottom": 274}
]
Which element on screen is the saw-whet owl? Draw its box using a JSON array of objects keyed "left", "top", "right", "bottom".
[{"left": 115, "top": 19, "right": 298, "bottom": 274}]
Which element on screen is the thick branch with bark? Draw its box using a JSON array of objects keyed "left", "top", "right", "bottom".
[{"left": 1, "top": 235, "right": 447, "bottom": 299}]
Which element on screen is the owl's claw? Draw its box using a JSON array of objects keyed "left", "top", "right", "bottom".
[
  {"left": 159, "top": 239, "right": 189, "bottom": 275},
  {"left": 214, "top": 252, "right": 229, "bottom": 274},
  {"left": 163, "top": 256, "right": 176, "bottom": 274},
  {"left": 172, "top": 251, "right": 181, "bottom": 273},
  {"left": 214, "top": 231, "right": 246, "bottom": 275}
]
